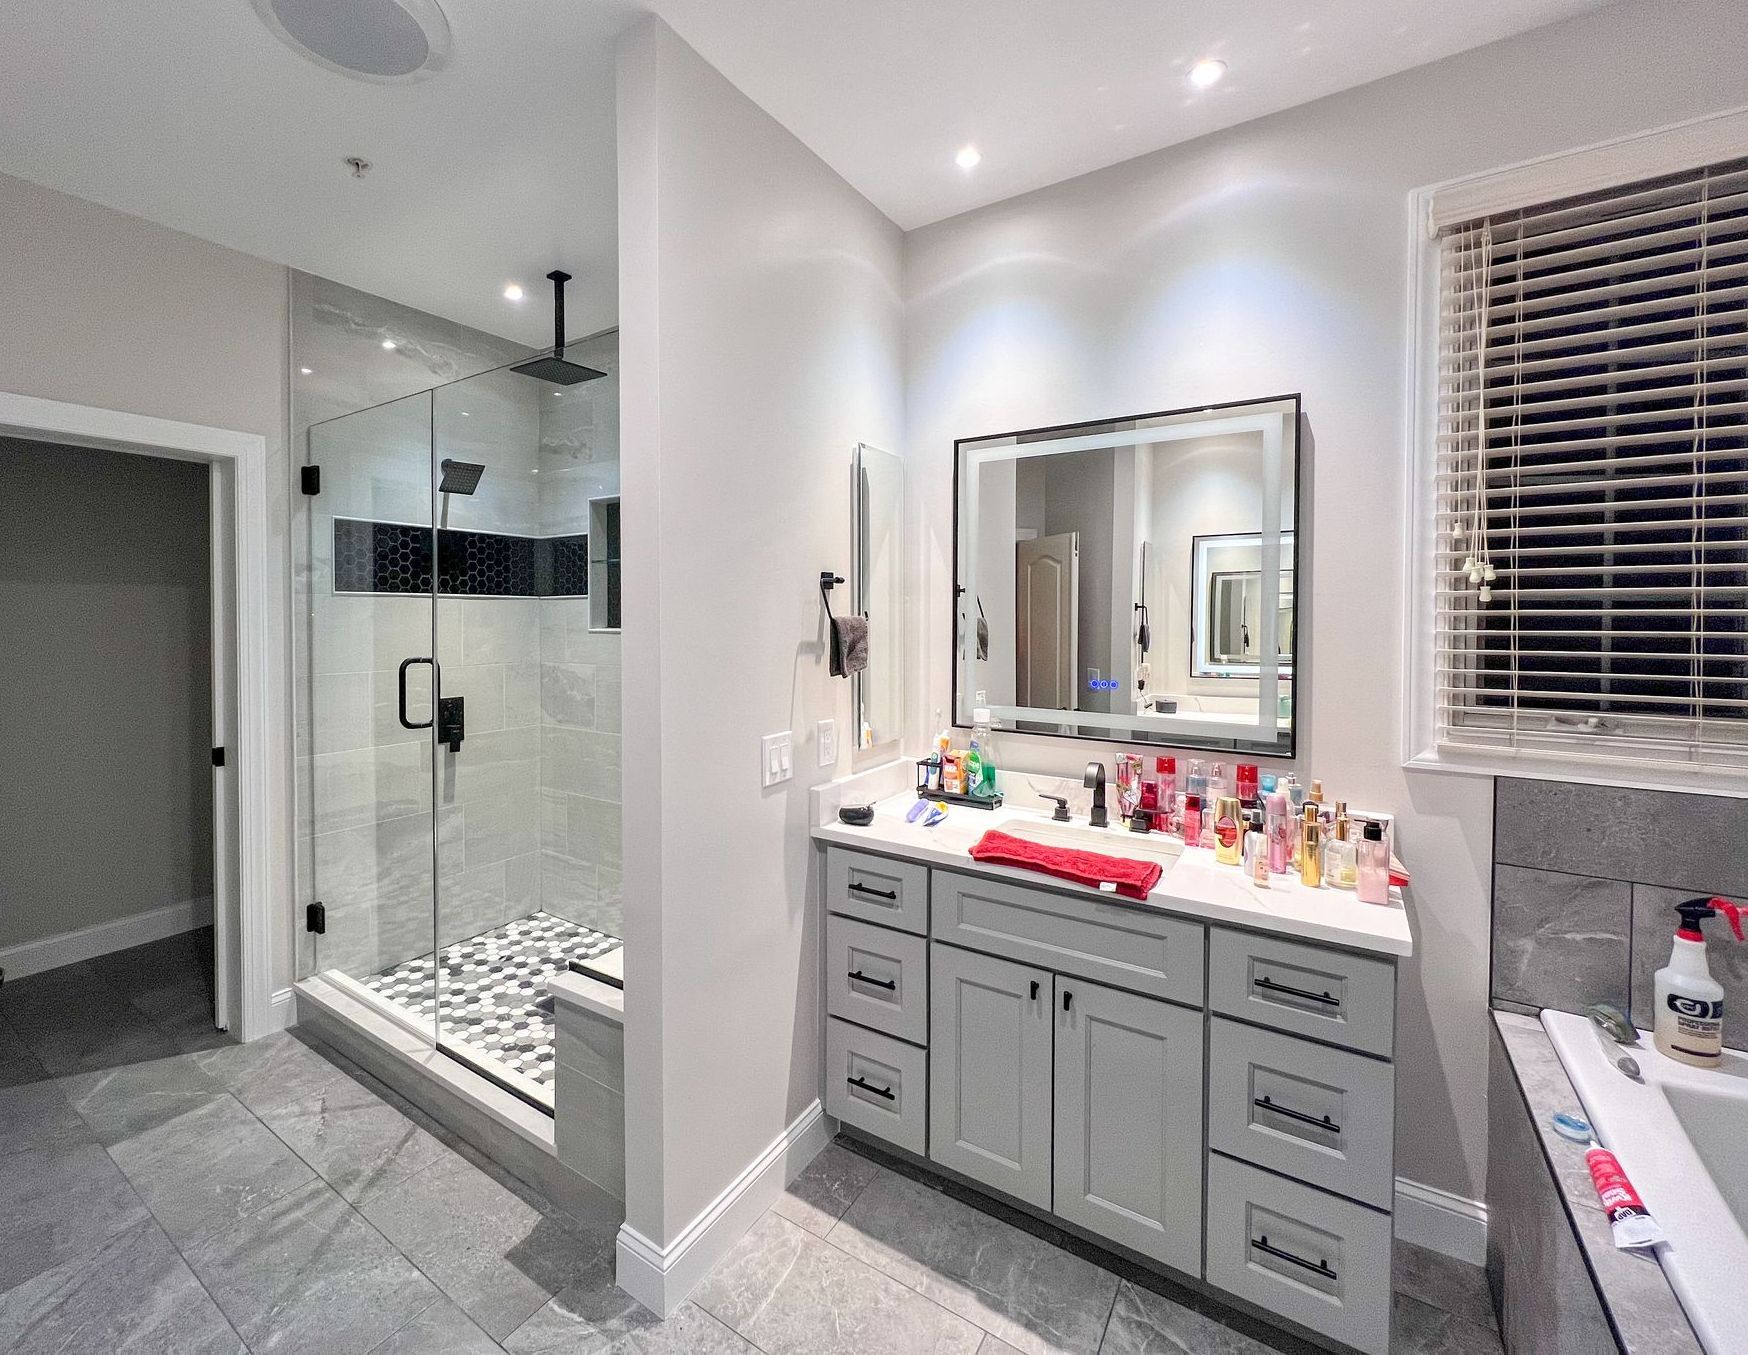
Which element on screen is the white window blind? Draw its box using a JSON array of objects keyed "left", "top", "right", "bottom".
[{"left": 1434, "top": 158, "right": 1748, "bottom": 773}]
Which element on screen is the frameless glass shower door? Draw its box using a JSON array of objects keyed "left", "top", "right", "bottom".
[{"left": 307, "top": 391, "right": 440, "bottom": 1034}]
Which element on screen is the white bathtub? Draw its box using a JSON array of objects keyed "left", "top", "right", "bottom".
[{"left": 1543, "top": 1009, "right": 1748, "bottom": 1355}]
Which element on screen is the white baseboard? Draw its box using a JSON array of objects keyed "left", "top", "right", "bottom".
[
  {"left": 1395, "top": 1176, "right": 1488, "bottom": 1266},
  {"left": 0, "top": 896, "right": 212, "bottom": 981},
  {"left": 617, "top": 1099, "right": 831, "bottom": 1317},
  {"left": 266, "top": 986, "right": 297, "bottom": 1035}
]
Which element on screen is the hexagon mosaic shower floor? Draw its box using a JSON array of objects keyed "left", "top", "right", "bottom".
[{"left": 359, "top": 911, "right": 621, "bottom": 1089}]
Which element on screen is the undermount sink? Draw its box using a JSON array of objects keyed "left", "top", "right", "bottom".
[{"left": 998, "top": 817, "right": 1186, "bottom": 870}]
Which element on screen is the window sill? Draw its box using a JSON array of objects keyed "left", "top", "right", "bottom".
[{"left": 1404, "top": 745, "right": 1748, "bottom": 800}]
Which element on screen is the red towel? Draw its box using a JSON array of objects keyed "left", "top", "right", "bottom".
[{"left": 969, "top": 829, "right": 1162, "bottom": 901}]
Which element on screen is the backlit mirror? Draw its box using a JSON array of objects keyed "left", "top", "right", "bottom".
[
  {"left": 853, "top": 443, "right": 903, "bottom": 751},
  {"left": 954, "top": 395, "right": 1299, "bottom": 756}
]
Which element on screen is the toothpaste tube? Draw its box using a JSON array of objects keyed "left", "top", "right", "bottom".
[{"left": 1585, "top": 1148, "right": 1665, "bottom": 1250}]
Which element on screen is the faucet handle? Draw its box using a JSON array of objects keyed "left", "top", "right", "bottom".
[{"left": 1038, "top": 793, "right": 1071, "bottom": 822}]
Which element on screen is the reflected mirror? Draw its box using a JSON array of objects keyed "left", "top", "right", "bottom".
[
  {"left": 853, "top": 443, "right": 903, "bottom": 751},
  {"left": 954, "top": 395, "right": 1299, "bottom": 756}
]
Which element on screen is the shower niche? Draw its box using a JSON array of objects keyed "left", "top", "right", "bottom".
[{"left": 301, "top": 327, "right": 622, "bottom": 1110}]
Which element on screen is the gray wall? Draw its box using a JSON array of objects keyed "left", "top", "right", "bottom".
[
  {"left": 0, "top": 170, "right": 294, "bottom": 988},
  {"left": 1491, "top": 777, "right": 1748, "bottom": 1031},
  {"left": 0, "top": 439, "right": 212, "bottom": 950},
  {"left": 903, "top": 0, "right": 1748, "bottom": 1204}
]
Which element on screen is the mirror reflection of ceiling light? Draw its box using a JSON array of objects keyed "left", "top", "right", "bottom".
[
  {"left": 1189, "top": 58, "right": 1227, "bottom": 89},
  {"left": 956, "top": 145, "right": 982, "bottom": 170},
  {"left": 503, "top": 284, "right": 524, "bottom": 301}
]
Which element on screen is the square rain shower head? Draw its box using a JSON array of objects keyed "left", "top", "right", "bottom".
[
  {"left": 511, "top": 353, "right": 607, "bottom": 386},
  {"left": 438, "top": 459, "right": 486, "bottom": 495}
]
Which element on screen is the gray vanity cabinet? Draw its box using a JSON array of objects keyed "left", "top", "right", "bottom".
[
  {"left": 927, "top": 942, "right": 1054, "bottom": 1209},
  {"left": 1053, "top": 975, "right": 1204, "bottom": 1273}
]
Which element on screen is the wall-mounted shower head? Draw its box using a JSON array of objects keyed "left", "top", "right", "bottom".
[
  {"left": 438, "top": 459, "right": 486, "bottom": 495},
  {"left": 512, "top": 271, "right": 607, "bottom": 386}
]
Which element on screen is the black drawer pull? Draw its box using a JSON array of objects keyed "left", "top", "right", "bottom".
[
  {"left": 1030, "top": 980, "right": 1040, "bottom": 1000},
  {"left": 1254, "top": 976, "right": 1341, "bottom": 1008},
  {"left": 1062, "top": 990, "right": 1073, "bottom": 1012},
  {"left": 847, "top": 1075, "right": 895, "bottom": 1101},
  {"left": 1254, "top": 1095, "right": 1341, "bottom": 1135},
  {"left": 848, "top": 881, "right": 898, "bottom": 901},
  {"left": 848, "top": 970, "right": 897, "bottom": 992},
  {"left": 1251, "top": 1234, "right": 1337, "bottom": 1281}
]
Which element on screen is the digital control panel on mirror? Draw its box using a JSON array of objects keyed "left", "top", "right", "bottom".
[{"left": 954, "top": 395, "right": 1299, "bottom": 756}]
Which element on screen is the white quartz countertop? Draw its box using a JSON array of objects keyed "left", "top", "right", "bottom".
[{"left": 812, "top": 793, "right": 1412, "bottom": 958}]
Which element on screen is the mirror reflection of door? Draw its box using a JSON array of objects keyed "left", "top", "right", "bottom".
[{"left": 1016, "top": 532, "right": 1078, "bottom": 710}]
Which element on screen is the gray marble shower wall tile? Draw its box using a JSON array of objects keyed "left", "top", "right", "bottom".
[
  {"left": 1491, "top": 865, "right": 1631, "bottom": 1015},
  {"left": 1494, "top": 778, "right": 1748, "bottom": 897}
]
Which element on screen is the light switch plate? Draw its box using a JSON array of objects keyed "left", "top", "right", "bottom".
[
  {"left": 761, "top": 731, "right": 794, "bottom": 787},
  {"left": 817, "top": 719, "right": 838, "bottom": 766}
]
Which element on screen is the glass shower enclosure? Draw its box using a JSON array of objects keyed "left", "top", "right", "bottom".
[{"left": 304, "top": 334, "right": 622, "bottom": 1108}]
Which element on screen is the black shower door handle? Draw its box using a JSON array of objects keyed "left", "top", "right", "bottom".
[{"left": 398, "top": 657, "right": 436, "bottom": 730}]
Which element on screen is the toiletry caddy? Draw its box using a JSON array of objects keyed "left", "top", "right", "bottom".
[{"left": 811, "top": 795, "right": 1410, "bottom": 1355}]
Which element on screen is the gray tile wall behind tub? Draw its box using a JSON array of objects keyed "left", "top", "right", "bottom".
[{"left": 1491, "top": 777, "right": 1748, "bottom": 1026}]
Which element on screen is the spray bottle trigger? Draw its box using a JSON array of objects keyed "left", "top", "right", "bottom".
[{"left": 1711, "top": 898, "right": 1746, "bottom": 942}]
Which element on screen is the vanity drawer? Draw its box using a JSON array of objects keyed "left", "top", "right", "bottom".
[
  {"left": 826, "top": 914, "right": 928, "bottom": 1045},
  {"left": 1205, "top": 1154, "right": 1393, "bottom": 1355},
  {"left": 1207, "top": 1017, "right": 1395, "bottom": 1209},
  {"left": 824, "top": 1017, "right": 927, "bottom": 1156},
  {"left": 1208, "top": 928, "right": 1395, "bottom": 1057},
  {"left": 827, "top": 847, "right": 930, "bottom": 935},
  {"left": 932, "top": 869, "right": 1205, "bottom": 1007}
]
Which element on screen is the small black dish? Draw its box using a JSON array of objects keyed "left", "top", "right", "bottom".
[{"left": 838, "top": 804, "right": 876, "bottom": 826}]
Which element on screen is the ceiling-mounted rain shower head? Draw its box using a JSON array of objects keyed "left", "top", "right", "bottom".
[
  {"left": 513, "top": 271, "right": 607, "bottom": 386},
  {"left": 438, "top": 459, "right": 486, "bottom": 495}
]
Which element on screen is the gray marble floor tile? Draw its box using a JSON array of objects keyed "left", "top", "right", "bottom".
[
  {"left": 981, "top": 1338, "right": 1031, "bottom": 1355},
  {"left": 0, "top": 1014, "right": 25, "bottom": 1060},
  {"left": 1393, "top": 1293, "right": 1504, "bottom": 1355},
  {"left": 369, "top": 1294, "right": 504, "bottom": 1354},
  {"left": 362, "top": 1151, "right": 607, "bottom": 1340},
  {"left": 771, "top": 1140, "right": 882, "bottom": 1238},
  {"left": 505, "top": 1254, "right": 754, "bottom": 1354},
  {"left": 59, "top": 1052, "right": 226, "bottom": 1146},
  {"left": 695, "top": 1212, "right": 984, "bottom": 1355},
  {"left": 24, "top": 1004, "right": 185, "bottom": 1077},
  {"left": 0, "top": 1057, "right": 91, "bottom": 1158},
  {"left": 0, "top": 1216, "right": 244, "bottom": 1354},
  {"left": 1491, "top": 865, "right": 1631, "bottom": 1014},
  {"left": 0, "top": 1138, "right": 150, "bottom": 1291},
  {"left": 259, "top": 1073, "right": 452, "bottom": 1205},
  {"left": 191, "top": 1029, "right": 350, "bottom": 1115},
  {"left": 829, "top": 1167, "right": 1120, "bottom": 1355},
  {"left": 108, "top": 1092, "right": 318, "bottom": 1246},
  {"left": 186, "top": 1177, "right": 439, "bottom": 1355},
  {"left": 1098, "top": 1281, "right": 1277, "bottom": 1355},
  {"left": 1393, "top": 1241, "right": 1496, "bottom": 1332}
]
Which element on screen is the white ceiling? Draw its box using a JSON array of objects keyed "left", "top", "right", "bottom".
[{"left": 0, "top": 0, "right": 1613, "bottom": 342}]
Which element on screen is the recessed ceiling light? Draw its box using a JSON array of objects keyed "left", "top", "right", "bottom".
[
  {"left": 251, "top": 0, "right": 451, "bottom": 83},
  {"left": 1189, "top": 58, "right": 1227, "bottom": 89},
  {"left": 503, "top": 283, "right": 524, "bottom": 301},
  {"left": 381, "top": 339, "right": 397, "bottom": 350},
  {"left": 298, "top": 366, "right": 312, "bottom": 375},
  {"left": 956, "top": 145, "right": 982, "bottom": 170},
  {"left": 460, "top": 411, "right": 470, "bottom": 417}
]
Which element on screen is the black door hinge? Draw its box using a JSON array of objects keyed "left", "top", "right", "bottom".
[
  {"left": 306, "top": 902, "right": 326, "bottom": 935},
  {"left": 212, "top": 746, "right": 226, "bottom": 768},
  {"left": 301, "top": 465, "right": 321, "bottom": 495}
]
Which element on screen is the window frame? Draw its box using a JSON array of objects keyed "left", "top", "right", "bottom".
[{"left": 1403, "top": 111, "right": 1748, "bottom": 798}]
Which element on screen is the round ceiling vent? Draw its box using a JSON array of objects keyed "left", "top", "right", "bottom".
[{"left": 252, "top": 0, "right": 451, "bottom": 83}]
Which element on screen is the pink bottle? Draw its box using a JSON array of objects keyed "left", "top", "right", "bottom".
[
  {"left": 1265, "top": 793, "right": 1293, "bottom": 875},
  {"left": 1181, "top": 794, "right": 1202, "bottom": 846},
  {"left": 1356, "top": 821, "right": 1390, "bottom": 904}
]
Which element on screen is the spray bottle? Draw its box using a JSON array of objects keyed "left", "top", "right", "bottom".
[{"left": 1653, "top": 896, "right": 1746, "bottom": 1067}]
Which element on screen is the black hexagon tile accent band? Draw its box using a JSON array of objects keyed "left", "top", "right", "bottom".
[{"left": 333, "top": 518, "right": 588, "bottom": 598}]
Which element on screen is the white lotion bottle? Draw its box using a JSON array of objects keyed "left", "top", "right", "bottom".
[{"left": 1653, "top": 897, "right": 1746, "bottom": 1067}]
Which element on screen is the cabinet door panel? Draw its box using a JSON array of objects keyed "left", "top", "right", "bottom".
[
  {"left": 1054, "top": 976, "right": 1204, "bottom": 1274},
  {"left": 928, "top": 943, "right": 1053, "bottom": 1209}
]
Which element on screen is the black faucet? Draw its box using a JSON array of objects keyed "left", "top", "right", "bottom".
[{"left": 1085, "top": 762, "right": 1108, "bottom": 828}]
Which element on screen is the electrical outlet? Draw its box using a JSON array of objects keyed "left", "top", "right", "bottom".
[
  {"left": 761, "top": 731, "right": 793, "bottom": 787},
  {"left": 817, "top": 719, "right": 838, "bottom": 767}
]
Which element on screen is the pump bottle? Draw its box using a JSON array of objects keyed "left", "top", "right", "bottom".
[{"left": 1653, "top": 896, "right": 1746, "bottom": 1067}]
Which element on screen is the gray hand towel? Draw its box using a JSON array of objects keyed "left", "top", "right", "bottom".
[{"left": 831, "top": 614, "right": 869, "bottom": 677}]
